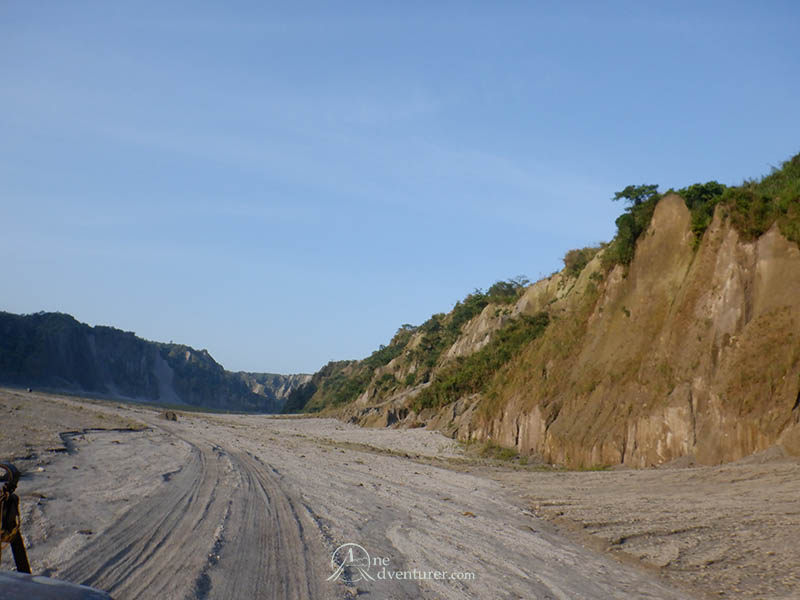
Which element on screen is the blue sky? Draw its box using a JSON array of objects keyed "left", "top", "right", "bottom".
[{"left": 2, "top": 1, "right": 799, "bottom": 373}]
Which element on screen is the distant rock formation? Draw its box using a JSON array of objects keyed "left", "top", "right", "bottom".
[{"left": 0, "top": 312, "right": 308, "bottom": 412}]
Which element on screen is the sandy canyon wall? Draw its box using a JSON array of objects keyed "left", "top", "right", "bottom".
[{"left": 347, "top": 196, "right": 800, "bottom": 467}]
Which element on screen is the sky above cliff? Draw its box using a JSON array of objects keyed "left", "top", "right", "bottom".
[{"left": 2, "top": 1, "right": 799, "bottom": 374}]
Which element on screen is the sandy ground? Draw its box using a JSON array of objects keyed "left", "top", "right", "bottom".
[
  {"left": 495, "top": 455, "right": 800, "bottom": 599},
  {"left": 2, "top": 388, "right": 798, "bottom": 599}
]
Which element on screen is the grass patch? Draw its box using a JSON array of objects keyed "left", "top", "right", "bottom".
[
  {"left": 459, "top": 438, "right": 520, "bottom": 461},
  {"left": 563, "top": 246, "right": 603, "bottom": 278},
  {"left": 413, "top": 312, "right": 550, "bottom": 411}
]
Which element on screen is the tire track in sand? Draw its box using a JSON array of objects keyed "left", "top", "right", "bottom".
[
  {"left": 200, "top": 449, "right": 331, "bottom": 599},
  {"left": 59, "top": 423, "right": 336, "bottom": 599},
  {"left": 59, "top": 438, "right": 231, "bottom": 598}
]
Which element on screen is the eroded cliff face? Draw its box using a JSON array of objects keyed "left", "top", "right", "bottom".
[{"left": 346, "top": 195, "right": 800, "bottom": 467}]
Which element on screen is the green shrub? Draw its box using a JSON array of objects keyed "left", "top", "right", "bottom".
[
  {"left": 410, "top": 292, "right": 490, "bottom": 374},
  {"left": 486, "top": 276, "right": 529, "bottom": 303},
  {"left": 719, "top": 154, "right": 800, "bottom": 243},
  {"left": 677, "top": 153, "right": 800, "bottom": 245},
  {"left": 412, "top": 313, "right": 449, "bottom": 372},
  {"left": 450, "top": 292, "right": 490, "bottom": 331},
  {"left": 362, "top": 324, "right": 416, "bottom": 370},
  {"left": 563, "top": 246, "right": 602, "bottom": 277},
  {"left": 603, "top": 190, "right": 660, "bottom": 267},
  {"left": 476, "top": 440, "right": 519, "bottom": 461},
  {"left": 410, "top": 279, "right": 531, "bottom": 376},
  {"left": 413, "top": 312, "right": 550, "bottom": 411},
  {"left": 375, "top": 372, "right": 397, "bottom": 392},
  {"left": 613, "top": 184, "right": 659, "bottom": 206},
  {"left": 677, "top": 181, "right": 726, "bottom": 243},
  {"left": 362, "top": 343, "right": 403, "bottom": 370},
  {"left": 305, "top": 370, "right": 371, "bottom": 411}
]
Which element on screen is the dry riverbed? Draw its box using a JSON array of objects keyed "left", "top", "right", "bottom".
[{"left": 2, "top": 388, "right": 798, "bottom": 599}]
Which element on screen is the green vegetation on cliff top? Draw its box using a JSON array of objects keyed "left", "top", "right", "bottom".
[{"left": 597, "top": 152, "right": 800, "bottom": 273}]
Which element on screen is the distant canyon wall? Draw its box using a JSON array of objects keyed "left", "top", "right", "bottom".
[{"left": 0, "top": 312, "right": 308, "bottom": 412}]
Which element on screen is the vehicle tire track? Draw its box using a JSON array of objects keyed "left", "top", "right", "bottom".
[
  {"left": 202, "top": 449, "right": 333, "bottom": 599},
  {"left": 58, "top": 423, "right": 339, "bottom": 599},
  {"left": 59, "top": 436, "right": 233, "bottom": 599}
]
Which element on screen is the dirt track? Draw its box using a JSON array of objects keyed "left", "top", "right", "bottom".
[
  {"left": 56, "top": 424, "right": 330, "bottom": 599},
  {"left": 4, "top": 388, "right": 798, "bottom": 599}
]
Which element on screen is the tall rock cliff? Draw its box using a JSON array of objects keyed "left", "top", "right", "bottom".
[
  {"left": 289, "top": 156, "right": 800, "bottom": 467},
  {"left": 464, "top": 195, "right": 800, "bottom": 467},
  {"left": 0, "top": 312, "right": 308, "bottom": 412}
]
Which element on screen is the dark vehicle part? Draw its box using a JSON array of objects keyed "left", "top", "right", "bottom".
[
  {"left": 0, "top": 571, "right": 113, "bottom": 599},
  {"left": 1, "top": 462, "right": 113, "bottom": 598},
  {"left": 0, "top": 463, "right": 30, "bottom": 573}
]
